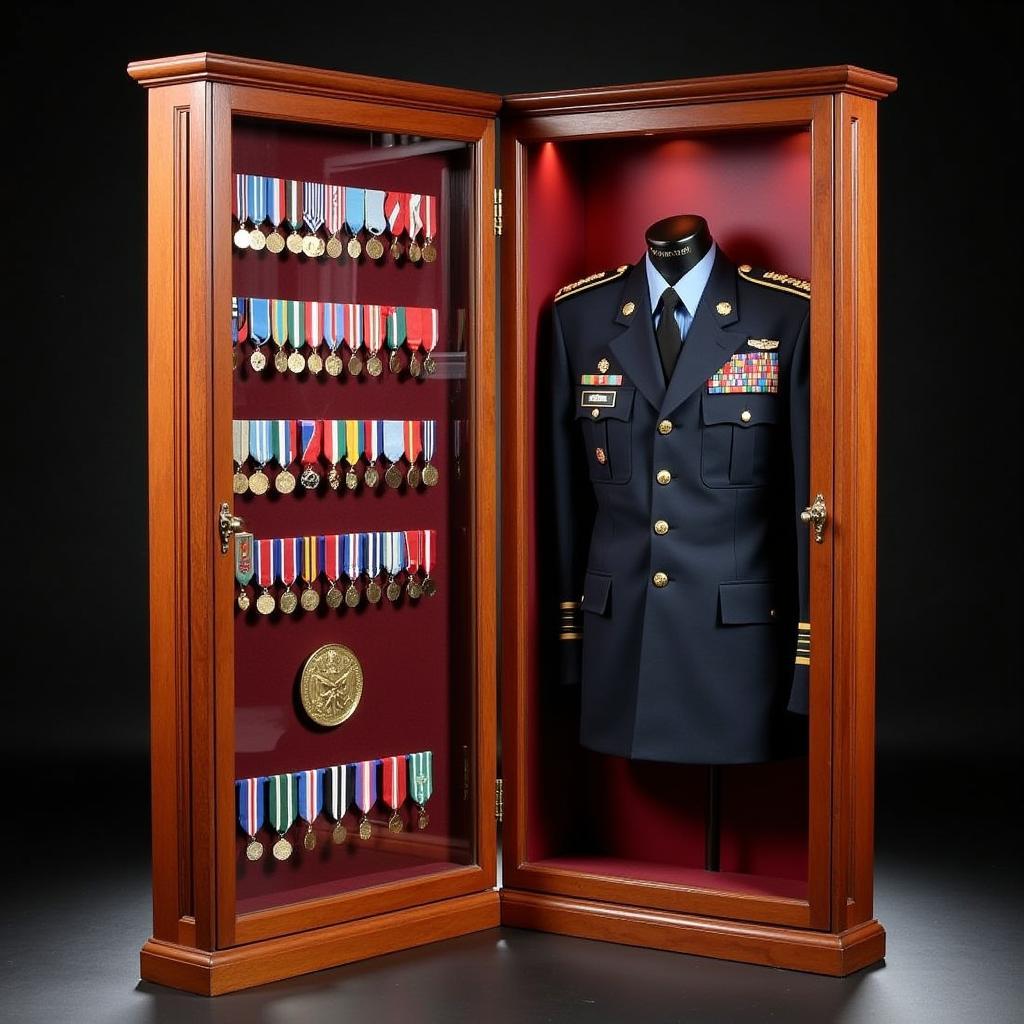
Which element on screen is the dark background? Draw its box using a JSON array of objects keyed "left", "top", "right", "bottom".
[{"left": 7, "top": 2, "right": 1023, "bottom": 1020}]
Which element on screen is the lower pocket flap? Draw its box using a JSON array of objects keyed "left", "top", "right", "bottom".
[
  {"left": 581, "top": 570, "right": 612, "bottom": 615},
  {"left": 719, "top": 580, "right": 776, "bottom": 624}
]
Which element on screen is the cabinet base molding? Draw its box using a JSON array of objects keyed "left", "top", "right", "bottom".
[
  {"left": 500, "top": 889, "right": 885, "bottom": 977},
  {"left": 140, "top": 890, "right": 500, "bottom": 995}
]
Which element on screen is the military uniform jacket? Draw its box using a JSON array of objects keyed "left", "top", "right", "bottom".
[{"left": 549, "top": 250, "right": 811, "bottom": 765}]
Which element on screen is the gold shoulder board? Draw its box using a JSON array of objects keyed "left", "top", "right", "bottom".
[
  {"left": 738, "top": 263, "right": 810, "bottom": 299},
  {"left": 554, "top": 265, "right": 630, "bottom": 303}
]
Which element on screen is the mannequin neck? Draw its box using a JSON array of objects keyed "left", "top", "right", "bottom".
[{"left": 645, "top": 215, "right": 714, "bottom": 286}]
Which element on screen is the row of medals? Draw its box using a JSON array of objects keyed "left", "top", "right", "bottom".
[
  {"left": 234, "top": 457, "right": 438, "bottom": 496},
  {"left": 241, "top": 344, "right": 437, "bottom": 379},
  {"left": 250, "top": 805, "right": 429, "bottom": 861},
  {"left": 241, "top": 571, "right": 437, "bottom": 616},
  {"left": 234, "top": 222, "right": 437, "bottom": 264}
]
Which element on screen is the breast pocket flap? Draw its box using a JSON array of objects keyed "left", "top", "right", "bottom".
[{"left": 719, "top": 580, "right": 776, "bottom": 624}]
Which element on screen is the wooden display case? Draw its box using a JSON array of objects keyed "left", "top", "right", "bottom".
[{"left": 129, "top": 54, "right": 896, "bottom": 994}]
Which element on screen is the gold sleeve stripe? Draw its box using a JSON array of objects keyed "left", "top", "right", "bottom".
[
  {"left": 560, "top": 633, "right": 583, "bottom": 641},
  {"left": 798, "top": 621, "right": 811, "bottom": 630},
  {"left": 795, "top": 656, "right": 810, "bottom": 666},
  {"left": 560, "top": 601, "right": 581, "bottom": 609}
]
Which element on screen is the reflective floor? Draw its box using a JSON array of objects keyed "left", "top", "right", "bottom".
[{"left": 3, "top": 754, "right": 1020, "bottom": 1024}]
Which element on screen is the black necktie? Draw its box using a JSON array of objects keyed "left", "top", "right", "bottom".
[{"left": 656, "top": 288, "right": 684, "bottom": 382}]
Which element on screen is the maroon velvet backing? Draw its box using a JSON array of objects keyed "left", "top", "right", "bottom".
[
  {"left": 231, "top": 119, "right": 477, "bottom": 909},
  {"left": 523, "top": 132, "right": 811, "bottom": 890}
]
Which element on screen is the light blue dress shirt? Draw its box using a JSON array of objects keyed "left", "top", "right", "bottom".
[{"left": 645, "top": 242, "right": 717, "bottom": 341}]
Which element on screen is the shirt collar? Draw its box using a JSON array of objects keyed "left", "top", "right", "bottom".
[{"left": 645, "top": 241, "right": 717, "bottom": 315}]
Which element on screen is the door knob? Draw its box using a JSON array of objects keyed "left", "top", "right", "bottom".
[
  {"left": 219, "top": 501, "right": 245, "bottom": 554},
  {"left": 800, "top": 493, "right": 827, "bottom": 544}
]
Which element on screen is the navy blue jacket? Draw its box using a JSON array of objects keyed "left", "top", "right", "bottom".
[{"left": 548, "top": 250, "right": 810, "bottom": 765}]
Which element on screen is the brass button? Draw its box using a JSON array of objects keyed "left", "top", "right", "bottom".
[
  {"left": 656, "top": 469, "right": 671, "bottom": 485},
  {"left": 654, "top": 520, "right": 669, "bottom": 535},
  {"left": 770, "top": 608, "right": 776, "bottom": 618},
  {"left": 740, "top": 409, "right": 752, "bottom": 423},
  {"left": 621, "top": 301, "right": 636, "bottom": 317},
  {"left": 716, "top": 301, "right": 733, "bottom": 316},
  {"left": 591, "top": 408, "right": 600, "bottom": 419},
  {"left": 652, "top": 571, "right": 669, "bottom": 588},
  {"left": 657, "top": 419, "right": 673, "bottom": 435}
]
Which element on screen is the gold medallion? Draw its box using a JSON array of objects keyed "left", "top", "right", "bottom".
[
  {"left": 422, "top": 576, "right": 438, "bottom": 597},
  {"left": 358, "top": 818, "right": 372, "bottom": 841},
  {"left": 307, "top": 352, "right": 324, "bottom": 375},
  {"left": 407, "top": 465, "right": 422, "bottom": 489},
  {"left": 345, "top": 467, "right": 359, "bottom": 490},
  {"left": 256, "top": 590, "right": 276, "bottom": 615},
  {"left": 248, "top": 227, "right": 267, "bottom": 251},
  {"left": 325, "top": 585, "right": 343, "bottom": 609},
  {"left": 366, "top": 580, "right": 383, "bottom": 604},
  {"left": 245, "top": 838, "right": 264, "bottom": 861},
  {"left": 345, "top": 584, "right": 361, "bottom": 608},
  {"left": 347, "top": 236, "right": 362, "bottom": 259},
  {"left": 423, "top": 354, "right": 437, "bottom": 375},
  {"left": 598, "top": 358, "right": 610, "bottom": 373},
  {"left": 385, "top": 463, "right": 403, "bottom": 489},
  {"left": 266, "top": 230, "right": 285, "bottom": 254},
  {"left": 388, "top": 351, "right": 402, "bottom": 374},
  {"left": 422, "top": 241, "right": 437, "bottom": 263},
  {"left": 408, "top": 352, "right": 422, "bottom": 377},
  {"left": 249, "top": 349, "right": 267, "bottom": 372},
  {"left": 348, "top": 354, "right": 364, "bottom": 376},
  {"left": 387, "top": 811, "right": 403, "bottom": 833},
  {"left": 406, "top": 578, "right": 423, "bottom": 600},
  {"left": 287, "top": 351, "right": 306, "bottom": 374},
  {"left": 422, "top": 463, "right": 439, "bottom": 487},
  {"left": 366, "top": 235, "right": 385, "bottom": 260},
  {"left": 326, "top": 235, "right": 344, "bottom": 259},
  {"left": 300, "top": 587, "right": 320, "bottom": 612},
  {"left": 237, "top": 590, "right": 251, "bottom": 612},
  {"left": 390, "top": 238, "right": 403, "bottom": 261},
  {"left": 279, "top": 588, "right": 298, "bottom": 615},
  {"left": 300, "top": 466, "right": 321, "bottom": 490},
  {"left": 366, "top": 355, "right": 383, "bottom": 377},
  {"left": 275, "top": 469, "right": 296, "bottom": 494},
  {"left": 407, "top": 241, "right": 422, "bottom": 263},
  {"left": 303, "top": 827, "right": 316, "bottom": 852},
  {"left": 417, "top": 809, "right": 429, "bottom": 830},
  {"left": 621, "top": 301, "right": 636, "bottom": 317},
  {"left": 325, "top": 353, "right": 344, "bottom": 377},
  {"left": 328, "top": 466, "right": 341, "bottom": 490},
  {"left": 272, "top": 836, "right": 293, "bottom": 861},
  {"left": 301, "top": 234, "right": 321, "bottom": 258},
  {"left": 233, "top": 471, "right": 250, "bottom": 495},
  {"left": 233, "top": 227, "right": 251, "bottom": 250},
  {"left": 363, "top": 465, "right": 380, "bottom": 489},
  {"left": 299, "top": 642, "right": 364, "bottom": 727},
  {"left": 386, "top": 579, "right": 402, "bottom": 602},
  {"left": 332, "top": 821, "right": 347, "bottom": 844},
  {"left": 273, "top": 349, "right": 290, "bottom": 374},
  {"left": 286, "top": 232, "right": 304, "bottom": 254},
  {"left": 248, "top": 469, "right": 269, "bottom": 496},
  {"left": 716, "top": 301, "right": 733, "bottom": 316}
]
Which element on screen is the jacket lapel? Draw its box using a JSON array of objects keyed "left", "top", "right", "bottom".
[
  {"left": 609, "top": 261, "right": 665, "bottom": 412},
  {"left": 659, "top": 250, "right": 747, "bottom": 418}
]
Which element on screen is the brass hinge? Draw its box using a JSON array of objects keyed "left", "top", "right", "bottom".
[
  {"left": 493, "top": 187, "right": 503, "bottom": 236},
  {"left": 495, "top": 777, "right": 504, "bottom": 822}
]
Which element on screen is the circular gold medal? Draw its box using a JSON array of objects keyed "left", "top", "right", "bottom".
[
  {"left": 303, "top": 828, "right": 316, "bottom": 851},
  {"left": 248, "top": 470, "right": 269, "bottom": 496},
  {"left": 407, "top": 465, "right": 422, "bottom": 489},
  {"left": 325, "top": 585, "right": 343, "bottom": 609},
  {"left": 307, "top": 352, "right": 323, "bottom": 375},
  {"left": 422, "top": 464, "right": 439, "bottom": 487},
  {"left": 249, "top": 228, "right": 267, "bottom": 251},
  {"left": 332, "top": 821, "right": 347, "bottom": 844},
  {"left": 325, "top": 353, "right": 343, "bottom": 377},
  {"left": 408, "top": 241, "right": 422, "bottom": 263},
  {"left": 358, "top": 819, "right": 372, "bottom": 841},
  {"left": 326, "top": 235, "right": 344, "bottom": 259},
  {"left": 390, "top": 239, "right": 403, "bottom": 261},
  {"left": 366, "top": 355, "right": 383, "bottom": 377},
  {"left": 273, "top": 349, "right": 290, "bottom": 373},
  {"left": 363, "top": 466, "right": 380, "bottom": 489},
  {"left": 275, "top": 469, "right": 296, "bottom": 494},
  {"left": 233, "top": 227, "right": 251, "bottom": 250},
  {"left": 388, "top": 351, "right": 402, "bottom": 374},
  {"left": 418, "top": 809, "right": 429, "bottom": 830},
  {"left": 299, "top": 642, "right": 364, "bottom": 727},
  {"left": 422, "top": 576, "right": 438, "bottom": 597},
  {"left": 300, "top": 466, "right": 321, "bottom": 490},
  {"left": 245, "top": 838, "right": 264, "bottom": 861},
  {"left": 279, "top": 589, "right": 299, "bottom": 615},
  {"left": 347, "top": 236, "right": 363, "bottom": 259},
  {"left": 424, "top": 354, "right": 437, "bottom": 375},
  {"left": 385, "top": 463, "right": 403, "bottom": 489},
  {"left": 286, "top": 232, "right": 304, "bottom": 254},
  {"left": 422, "top": 241, "right": 438, "bottom": 263},
  {"left": 348, "top": 354, "right": 364, "bottom": 376},
  {"left": 272, "top": 836, "right": 293, "bottom": 861},
  {"left": 237, "top": 590, "right": 251, "bottom": 611},
  {"left": 345, "top": 584, "right": 361, "bottom": 608},
  {"left": 256, "top": 591, "right": 276, "bottom": 615},
  {"left": 345, "top": 468, "right": 359, "bottom": 490},
  {"left": 266, "top": 230, "right": 285, "bottom": 254},
  {"left": 287, "top": 351, "right": 306, "bottom": 374},
  {"left": 388, "top": 811, "right": 403, "bottom": 833},
  {"left": 250, "top": 349, "right": 267, "bottom": 372},
  {"left": 301, "top": 587, "right": 320, "bottom": 612},
  {"left": 406, "top": 578, "right": 423, "bottom": 600},
  {"left": 366, "top": 235, "right": 385, "bottom": 260},
  {"left": 233, "top": 471, "right": 250, "bottom": 495},
  {"left": 328, "top": 466, "right": 341, "bottom": 490},
  {"left": 409, "top": 353, "right": 422, "bottom": 377},
  {"left": 386, "top": 579, "right": 402, "bottom": 602},
  {"left": 366, "top": 580, "right": 383, "bottom": 604},
  {"left": 302, "top": 234, "right": 321, "bottom": 258}
]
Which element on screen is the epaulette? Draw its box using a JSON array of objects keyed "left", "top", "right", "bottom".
[
  {"left": 554, "top": 265, "right": 630, "bottom": 302},
  {"left": 738, "top": 263, "right": 810, "bottom": 299}
]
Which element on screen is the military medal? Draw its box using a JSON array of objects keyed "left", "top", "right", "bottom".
[
  {"left": 300, "top": 535, "right": 322, "bottom": 611},
  {"left": 364, "top": 189, "right": 387, "bottom": 260},
  {"left": 271, "top": 298, "right": 290, "bottom": 373},
  {"left": 384, "top": 531, "right": 405, "bottom": 603},
  {"left": 363, "top": 420, "right": 382, "bottom": 489},
  {"left": 344, "top": 418, "right": 364, "bottom": 490},
  {"left": 344, "top": 303, "right": 364, "bottom": 376},
  {"left": 408, "top": 750, "right": 433, "bottom": 829},
  {"left": 234, "top": 531, "right": 255, "bottom": 611},
  {"left": 404, "top": 530, "right": 423, "bottom": 599},
  {"left": 383, "top": 419, "right": 405, "bottom": 489},
  {"left": 422, "top": 528, "right": 438, "bottom": 597},
  {"left": 274, "top": 537, "right": 299, "bottom": 615},
  {"left": 305, "top": 300, "right": 324, "bottom": 375},
  {"left": 300, "top": 644, "right": 364, "bottom": 728},
  {"left": 344, "top": 532, "right": 363, "bottom": 607},
  {"left": 421, "top": 420, "right": 439, "bottom": 487},
  {"left": 297, "top": 768, "right": 323, "bottom": 852},
  {"left": 344, "top": 186, "right": 364, "bottom": 258},
  {"left": 237, "top": 777, "right": 265, "bottom": 860},
  {"left": 233, "top": 174, "right": 251, "bottom": 249},
  {"left": 302, "top": 180, "right": 326, "bottom": 257},
  {"left": 273, "top": 418, "right": 297, "bottom": 494},
  {"left": 324, "top": 764, "right": 352, "bottom": 843},
  {"left": 232, "top": 419, "right": 251, "bottom": 494},
  {"left": 365, "top": 532, "right": 383, "bottom": 604},
  {"left": 324, "top": 419, "right": 343, "bottom": 490},
  {"left": 422, "top": 307, "right": 440, "bottom": 375},
  {"left": 381, "top": 755, "right": 408, "bottom": 832},
  {"left": 407, "top": 193, "right": 423, "bottom": 263},
  {"left": 248, "top": 297, "right": 271, "bottom": 372},
  {"left": 267, "top": 773, "right": 297, "bottom": 860},
  {"left": 285, "top": 178, "right": 304, "bottom": 254},
  {"left": 354, "top": 760, "right": 377, "bottom": 841},
  {"left": 405, "top": 306, "right": 423, "bottom": 377},
  {"left": 324, "top": 302, "right": 344, "bottom": 377},
  {"left": 287, "top": 299, "right": 306, "bottom": 374},
  {"left": 299, "top": 419, "right": 323, "bottom": 490},
  {"left": 323, "top": 533, "right": 344, "bottom": 609},
  {"left": 254, "top": 538, "right": 277, "bottom": 615},
  {"left": 364, "top": 304, "right": 385, "bottom": 376},
  {"left": 247, "top": 174, "right": 268, "bottom": 250},
  {"left": 404, "top": 420, "right": 423, "bottom": 488},
  {"left": 386, "top": 305, "right": 406, "bottom": 373},
  {"left": 325, "top": 184, "right": 345, "bottom": 259},
  {"left": 421, "top": 194, "right": 438, "bottom": 263},
  {"left": 248, "top": 419, "right": 272, "bottom": 495},
  {"left": 386, "top": 191, "right": 407, "bottom": 261},
  {"left": 265, "top": 177, "right": 287, "bottom": 253}
]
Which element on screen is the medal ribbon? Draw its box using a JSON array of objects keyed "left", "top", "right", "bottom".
[
  {"left": 235, "top": 532, "right": 255, "bottom": 588},
  {"left": 422, "top": 195, "right": 437, "bottom": 240},
  {"left": 405, "top": 530, "right": 422, "bottom": 575},
  {"left": 381, "top": 755, "right": 407, "bottom": 810},
  {"left": 237, "top": 777, "right": 264, "bottom": 837},
  {"left": 386, "top": 306, "right": 406, "bottom": 351},
  {"left": 408, "top": 751, "right": 434, "bottom": 806},
  {"left": 323, "top": 420, "right": 343, "bottom": 466},
  {"left": 305, "top": 301, "right": 324, "bottom": 353},
  {"left": 386, "top": 192, "right": 408, "bottom": 237},
  {"left": 383, "top": 532, "right": 404, "bottom": 577},
  {"left": 408, "top": 194, "right": 423, "bottom": 240},
  {"left": 234, "top": 174, "right": 248, "bottom": 225},
  {"left": 299, "top": 419, "right": 322, "bottom": 465},
  {"left": 255, "top": 538, "right": 277, "bottom": 588},
  {"left": 345, "top": 532, "right": 364, "bottom": 582},
  {"left": 302, "top": 535, "right": 321, "bottom": 587},
  {"left": 325, "top": 764, "right": 351, "bottom": 820},
  {"left": 364, "top": 419, "right": 382, "bottom": 463},
  {"left": 288, "top": 300, "right": 305, "bottom": 352},
  {"left": 285, "top": 179, "right": 303, "bottom": 231},
  {"left": 249, "top": 420, "right": 272, "bottom": 465},
  {"left": 422, "top": 420, "right": 436, "bottom": 465},
  {"left": 365, "top": 532, "right": 382, "bottom": 580},
  {"left": 267, "top": 178, "right": 285, "bottom": 231},
  {"left": 248, "top": 174, "right": 267, "bottom": 227},
  {"left": 423, "top": 529, "right": 437, "bottom": 577},
  {"left": 382, "top": 420, "right": 405, "bottom": 464},
  {"left": 232, "top": 420, "right": 250, "bottom": 468},
  {"left": 344, "top": 304, "right": 363, "bottom": 353},
  {"left": 250, "top": 298, "right": 270, "bottom": 348},
  {"left": 281, "top": 537, "right": 302, "bottom": 588},
  {"left": 345, "top": 419, "right": 363, "bottom": 468},
  {"left": 303, "top": 181, "right": 325, "bottom": 234},
  {"left": 267, "top": 773, "right": 298, "bottom": 834},
  {"left": 274, "top": 419, "right": 296, "bottom": 468},
  {"left": 326, "top": 185, "right": 344, "bottom": 236},
  {"left": 323, "top": 534, "right": 342, "bottom": 582},
  {"left": 404, "top": 420, "right": 423, "bottom": 465},
  {"left": 423, "top": 308, "right": 440, "bottom": 354},
  {"left": 324, "top": 303, "right": 341, "bottom": 353},
  {"left": 272, "top": 299, "right": 288, "bottom": 351},
  {"left": 232, "top": 297, "right": 248, "bottom": 346},
  {"left": 354, "top": 760, "right": 378, "bottom": 815},
  {"left": 405, "top": 307, "right": 423, "bottom": 356},
  {"left": 364, "top": 189, "right": 387, "bottom": 237},
  {"left": 364, "top": 305, "right": 384, "bottom": 357},
  {"left": 344, "top": 187, "right": 365, "bottom": 234},
  {"left": 296, "top": 768, "right": 323, "bottom": 824}
]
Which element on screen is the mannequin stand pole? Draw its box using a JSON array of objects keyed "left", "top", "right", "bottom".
[{"left": 705, "top": 765, "right": 721, "bottom": 872}]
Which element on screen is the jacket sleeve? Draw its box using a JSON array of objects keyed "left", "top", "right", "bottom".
[{"left": 787, "top": 306, "right": 812, "bottom": 714}]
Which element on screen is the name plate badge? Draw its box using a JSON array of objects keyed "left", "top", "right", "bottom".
[{"left": 581, "top": 389, "right": 617, "bottom": 408}]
